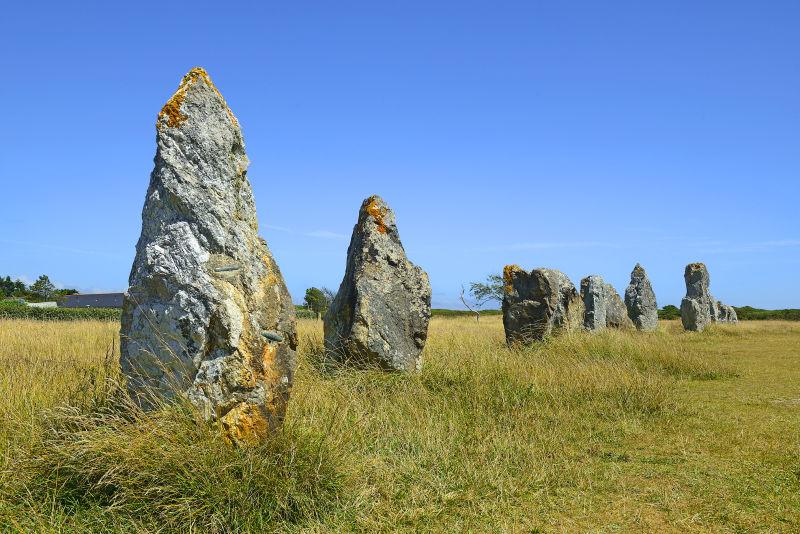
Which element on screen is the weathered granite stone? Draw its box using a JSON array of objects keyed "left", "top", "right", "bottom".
[
  {"left": 580, "top": 275, "right": 607, "bottom": 332},
  {"left": 717, "top": 301, "right": 738, "bottom": 324},
  {"left": 502, "top": 266, "right": 582, "bottom": 343},
  {"left": 680, "top": 262, "right": 714, "bottom": 332},
  {"left": 709, "top": 296, "right": 720, "bottom": 322},
  {"left": 624, "top": 263, "right": 658, "bottom": 331},
  {"left": 604, "top": 282, "right": 634, "bottom": 329},
  {"left": 324, "top": 195, "right": 431, "bottom": 372},
  {"left": 120, "top": 68, "right": 297, "bottom": 445}
]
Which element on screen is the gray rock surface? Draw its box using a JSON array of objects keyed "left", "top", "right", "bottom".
[
  {"left": 709, "top": 297, "right": 721, "bottom": 323},
  {"left": 680, "top": 263, "right": 714, "bottom": 332},
  {"left": 120, "top": 68, "right": 297, "bottom": 445},
  {"left": 324, "top": 195, "right": 431, "bottom": 371},
  {"left": 717, "top": 301, "right": 738, "bottom": 324},
  {"left": 580, "top": 275, "right": 607, "bottom": 332},
  {"left": 502, "top": 266, "right": 582, "bottom": 343},
  {"left": 604, "top": 282, "right": 634, "bottom": 329},
  {"left": 624, "top": 263, "right": 658, "bottom": 331}
]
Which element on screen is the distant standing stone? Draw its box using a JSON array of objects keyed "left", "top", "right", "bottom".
[
  {"left": 120, "top": 68, "right": 297, "bottom": 445},
  {"left": 324, "top": 195, "right": 431, "bottom": 372},
  {"left": 680, "top": 262, "right": 714, "bottom": 332},
  {"left": 580, "top": 275, "right": 607, "bottom": 332},
  {"left": 717, "top": 301, "right": 739, "bottom": 324},
  {"left": 624, "top": 263, "right": 658, "bottom": 331},
  {"left": 604, "top": 282, "right": 634, "bottom": 329},
  {"left": 502, "top": 266, "right": 582, "bottom": 344}
]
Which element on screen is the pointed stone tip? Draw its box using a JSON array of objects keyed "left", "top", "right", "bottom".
[
  {"left": 157, "top": 67, "right": 239, "bottom": 130},
  {"left": 362, "top": 194, "right": 386, "bottom": 207},
  {"left": 362, "top": 195, "right": 390, "bottom": 234}
]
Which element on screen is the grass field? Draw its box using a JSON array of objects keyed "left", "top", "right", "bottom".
[{"left": 1, "top": 317, "right": 799, "bottom": 532}]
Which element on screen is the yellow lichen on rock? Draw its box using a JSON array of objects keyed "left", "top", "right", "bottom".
[
  {"left": 365, "top": 196, "right": 388, "bottom": 234},
  {"left": 503, "top": 264, "right": 521, "bottom": 294},
  {"left": 220, "top": 402, "right": 269, "bottom": 446},
  {"left": 157, "top": 67, "right": 240, "bottom": 130}
]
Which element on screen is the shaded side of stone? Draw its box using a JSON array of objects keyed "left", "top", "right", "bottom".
[
  {"left": 323, "top": 195, "right": 431, "bottom": 372},
  {"left": 604, "top": 283, "right": 634, "bottom": 329},
  {"left": 502, "top": 265, "right": 582, "bottom": 344}
]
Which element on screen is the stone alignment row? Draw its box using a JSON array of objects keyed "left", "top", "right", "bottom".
[
  {"left": 501, "top": 263, "right": 658, "bottom": 343},
  {"left": 120, "top": 68, "right": 738, "bottom": 444}
]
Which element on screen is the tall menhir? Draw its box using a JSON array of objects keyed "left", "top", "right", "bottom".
[{"left": 120, "top": 68, "right": 297, "bottom": 445}]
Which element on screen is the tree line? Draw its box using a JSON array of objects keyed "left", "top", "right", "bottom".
[{"left": 0, "top": 275, "right": 78, "bottom": 302}]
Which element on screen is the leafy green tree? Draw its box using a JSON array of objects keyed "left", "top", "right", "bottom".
[
  {"left": 304, "top": 287, "right": 328, "bottom": 318},
  {"left": 0, "top": 276, "right": 14, "bottom": 297},
  {"left": 29, "top": 275, "right": 56, "bottom": 301},
  {"left": 461, "top": 273, "right": 505, "bottom": 321},
  {"left": 12, "top": 279, "right": 25, "bottom": 294},
  {"left": 658, "top": 305, "right": 681, "bottom": 320}
]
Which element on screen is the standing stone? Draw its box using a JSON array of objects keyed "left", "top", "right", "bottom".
[
  {"left": 624, "top": 263, "right": 658, "bottom": 331},
  {"left": 120, "top": 68, "right": 297, "bottom": 445},
  {"left": 717, "top": 301, "right": 739, "bottom": 324},
  {"left": 680, "top": 263, "right": 714, "bottom": 332},
  {"left": 324, "top": 195, "right": 431, "bottom": 372},
  {"left": 604, "top": 282, "right": 634, "bottom": 329},
  {"left": 502, "top": 266, "right": 583, "bottom": 344},
  {"left": 709, "top": 297, "right": 721, "bottom": 323},
  {"left": 580, "top": 275, "right": 607, "bottom": 332}
]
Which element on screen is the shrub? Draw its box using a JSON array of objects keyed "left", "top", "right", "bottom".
[
  {"left": 0, "top": 302, "right": 120, "bottom": 321},
  {"left": 733, "top": 306, "right": 800, "bottom": 321}
]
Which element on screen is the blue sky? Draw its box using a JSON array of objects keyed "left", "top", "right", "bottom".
[{"left": 1, "top": 1, "right": 798, "bottom": 308}]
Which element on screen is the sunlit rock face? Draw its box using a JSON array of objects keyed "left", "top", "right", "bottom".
[
  {"left": 502, "top": 266, "right": 582, "bottom": 344},
  {"left": 324, "top": 195, "right": 431, "bottom": 372},
  {"left": 120, "top": 68, "right": 296, "bottom": 445}
]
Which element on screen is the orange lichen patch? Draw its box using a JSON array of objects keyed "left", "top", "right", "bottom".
[
  {"left": 503, "top": 264, "right": 521, "bottom": 294},
  {"left": 258, "top": 343, "right": 280, "bottom": 383},
  {"left": 365, "top": 196, "right": 388, "bottom": 234},
  {"left": 158, "top": 88, "right": 189, "bottom": 129},
  {"left": 156, "top": 67, "right": 240, "bottom": 130},
  {"left": 220, "top": 402, "right": 269, "bottom": 446}
]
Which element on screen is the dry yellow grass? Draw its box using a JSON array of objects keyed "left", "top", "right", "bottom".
[{"left": 1, "top": 317, "right": 799, "bottom": 532}]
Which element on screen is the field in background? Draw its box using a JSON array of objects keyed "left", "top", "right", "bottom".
[{"left": 1, "top": 317, "right": 799, "bottom": 532}]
